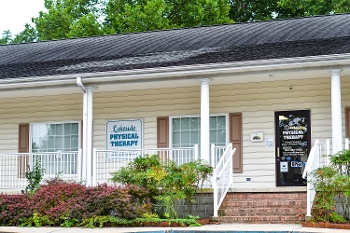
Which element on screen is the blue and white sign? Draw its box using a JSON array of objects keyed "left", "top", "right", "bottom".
[
  {"left": 106, "top": 119, "right": 143, "bottom": 150},
  {"left": 291, "top": 161, "right": 303, "bottom": 168}
]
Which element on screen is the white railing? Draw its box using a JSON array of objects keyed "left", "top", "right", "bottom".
[
  {"left": 93, "top": 145, "right": 198, "bottom": 186},
  {"left": 0, "top": 150, "right": 82, "bottom": 189},
  {"left": 213, "top": 143, "right": 235, "bottom": 217},
  {"left": 302, "top": 139, "right": 330, "bottom": 217},
  {"left": 345, "top": 138, "right": 350, "bottom": 150},
  {"left": 211, "top": 144, "right": 226, "bottom": 167}
]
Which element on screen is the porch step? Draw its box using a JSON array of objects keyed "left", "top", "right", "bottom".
[
  {"left": 218, "top": 215, "right": 306, "bottom": 224},
  {"left": 217, "top": 192, "right": 307, "bottom": 224}
]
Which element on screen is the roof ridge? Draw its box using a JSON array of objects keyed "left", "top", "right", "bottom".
[{"left": 2, "top": 12, "right": 350, "bottom": 47}]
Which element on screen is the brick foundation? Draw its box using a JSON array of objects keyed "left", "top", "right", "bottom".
[{"left": 217, "top": 192, "right": 307, "bottom": 224}]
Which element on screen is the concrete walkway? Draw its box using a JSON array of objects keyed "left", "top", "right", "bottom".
[{"left": 0, "top": 224, "right": 349, "bottom": 233}]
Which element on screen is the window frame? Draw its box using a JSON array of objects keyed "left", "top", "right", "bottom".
[
  {"left": 29, "top": 120, "right": 81, "bottom": 153},
  {"left": 169, "top": 113, "right": 229, "bottom": 149}
]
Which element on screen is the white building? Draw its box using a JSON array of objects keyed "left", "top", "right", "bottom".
[{"left": 1, "top": 13, "right": 350, "bottom": 223}]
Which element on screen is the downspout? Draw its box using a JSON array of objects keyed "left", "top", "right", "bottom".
[{"left": 76, "top": 77, "right": 89, "bottom": 185}]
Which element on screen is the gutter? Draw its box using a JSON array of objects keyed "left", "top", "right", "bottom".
[
  {"left": 0, "top": 53, "right": 350, "bottom": 90},
  {"left": 76, "top": 77, "right": 86, "bottom": 93}
]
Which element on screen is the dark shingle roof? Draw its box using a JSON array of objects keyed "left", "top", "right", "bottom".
[{"left": 1, "top": 14, "right": 350, "bottom": 79}]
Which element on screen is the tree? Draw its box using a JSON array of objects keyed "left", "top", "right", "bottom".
[
  {"left": 277, "top": 0, "right": 350, "bottom": 16},
  {"left": 33, "top": 0, "right": 103, "bottom": 40},
  {"left": 103, "top": 0, "right": 171, "bottom": 33},
  {"left": 103, "top": 0, "right": 232, "bottom": 33},
  {"left": 229, "top": 0, "right": 305, "bottom": 22},
  {"left": 0, "top": 30, "right": 12, "bottom": 45},
  {"left": 12, "top": 24, "right": 38, "bottom": 44},
  {"left": 165, "top": 0, "right": 232, "bottom": 27}
]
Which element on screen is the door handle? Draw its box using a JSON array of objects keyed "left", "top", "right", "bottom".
[{"left": 277, "top": 147, "right": 280, "bottom": 160}]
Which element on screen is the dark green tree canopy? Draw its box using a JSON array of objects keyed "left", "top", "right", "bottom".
[
  {"left": 33, "top": 0, "right": 102, "bottom": 40},
  {"left": 1, "top": 0, "right": 350, "bottom": 45}
]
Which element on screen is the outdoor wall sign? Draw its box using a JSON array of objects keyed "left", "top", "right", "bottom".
[
  {"left": 106, "top": 119, "right": 143, "bottom": 150},
  {"left": 250, "top": 131, "right": 264, "bottom": 142},
  {"left": 265, "top": 137, "right": 274, "bottom": 147}
]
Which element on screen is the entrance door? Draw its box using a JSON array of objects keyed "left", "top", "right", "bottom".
[{"left": 275, "top": 110, "right": 311, "bottom": 186}]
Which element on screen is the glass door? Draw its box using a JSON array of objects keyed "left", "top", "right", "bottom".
[{"left": 275, "top": 110, "right": 310, "bottom": 186}]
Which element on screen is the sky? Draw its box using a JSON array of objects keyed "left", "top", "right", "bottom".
[{"left": 0, "top": 0, "right": 46, "bottom": 36}]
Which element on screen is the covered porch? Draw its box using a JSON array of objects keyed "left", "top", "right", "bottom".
[{"left": 0, "top": 62, "right": 349, "bottom": 190}]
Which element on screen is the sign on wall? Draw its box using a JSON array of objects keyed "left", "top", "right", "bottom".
[{"left": 106, "top": 119, "right": 143, "bottom": 150}]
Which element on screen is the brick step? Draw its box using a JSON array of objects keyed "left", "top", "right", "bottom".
[
  {"left": 225, "top": 193, "right": 306, "bottom": 199},
  {"left": 220, "top": 207, "right": 305, "bottom": 216},
  {"left": 218, "top": 215, "right": 306, "bottom": 224},
  {"left": 217, "top": 192, "right": 307, "bottom": 224},
  {"left": 221, "top": 200, "right": 306, "bottom": 207}
]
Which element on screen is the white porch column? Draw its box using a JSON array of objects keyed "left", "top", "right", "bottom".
[
  {"left": 200, "top": 78, "right": 211, "bottom": 162},
  {"left": 85, "top": 86, "right": 93, "bottom": 186},
  {"left": 330, "top": 69, "right": 343, "bottom": 154},
  {"left": 81, "top": 90, "right": 88, "bottom": 182},
  {"left": 80, "top": 86, "right": 94, "bottom": 186}
]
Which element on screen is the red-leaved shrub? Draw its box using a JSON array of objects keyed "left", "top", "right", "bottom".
[
  {"left": 0, "top": 194, "right": 32, "bottom": 225},
  {"left": 31, "top": 179, "right": 87, "bottom": 223},
  {"left": 30, "top": 179, "right": 150, "bottom": 224}
]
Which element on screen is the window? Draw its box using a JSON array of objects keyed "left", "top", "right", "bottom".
[
  {"left": 171, "top": 115, "right": 227, "bottom": 148},
  {"left": 31, "top": 122, "right": 80, "bottom": 175}
]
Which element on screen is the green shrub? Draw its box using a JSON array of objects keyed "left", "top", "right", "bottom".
[
  {"left": 22, "top": 157, "right": 44, "bottom": 194},
  {"left": 110, "top": 155, "right": 213, "bottom": 218},
  {"left": 310, "top": 149, "right": 350, "bottom": 222}
]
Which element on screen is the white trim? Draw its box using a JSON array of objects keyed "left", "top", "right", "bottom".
[
  {"left": 169, "top": 113, "right": 229, "bottom": 149},
  {"left": 1, "top": 53, "right": 350, "bottom": 90}
]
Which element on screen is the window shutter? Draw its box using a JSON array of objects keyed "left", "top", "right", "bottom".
[
  {"left": 229, "top": 113, "right": 243, "bottom": 173},
  {"left": 346, "top": 108, "right": 350, "bottom": 139},
  {"left": 157, "top": 117, "right": 169, "bottom": 148},
  {"left": 157, "top": 117, "right": 169, "bottom": 162},
  {"left": 18, "top": 123, "right": 29, "bottom": 178}
]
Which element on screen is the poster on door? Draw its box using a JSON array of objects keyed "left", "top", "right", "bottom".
[
  {"left": 280, "top": 120, "right": 308, "bottom": 161},
  {"left": 280, "top": 162, "right": 288, "bottom": 173}
]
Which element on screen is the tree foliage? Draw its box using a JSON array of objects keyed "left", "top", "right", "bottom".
[
  {"left": 11, "top": 24, "right": 38, "bottom": 44},
  {"left": 33, "top": 0, "right": 102, "bottom": 40},
  {"left": 0, "top": 30, "right": 12, "bottom": 45},
  {"left": 229, "top": 0, "right": 304, "bottom": 22},
  {"left": 103, "top": 0, "right": 232, "bottom": 33},
  {"left": 1, "top": 0, "right": 350, "bottom": 45},
  {"left": 278, "top": 0, "right": 350, "bottom": 17}
]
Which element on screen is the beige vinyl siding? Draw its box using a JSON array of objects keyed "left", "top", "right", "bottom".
[
  {"left": 0, "top": 94, "right": 82, "bottom": 153},
  {"left": 93, "top": 86, "right": 201, "bottom": 149}
]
